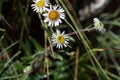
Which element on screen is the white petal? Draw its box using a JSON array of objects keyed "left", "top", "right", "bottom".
[
  {"left": 48, "top": 22, "right": 52, "bottom": 26},
  {"left": 56, "top": 30, "right": 60, "bottom": 34}
]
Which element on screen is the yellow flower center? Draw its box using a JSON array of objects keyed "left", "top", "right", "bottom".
[
  {"left": 56, "top": 35, "right": 65, "bottom": 44},
  {"left": 49, "top": 10, "right": 59, "bottom": 20},
  {"left": 98, "top": 22, "right": 103, "bottom": 27},
  {"left": 37, "top": 0, "right": 45, "bottom": 8}
]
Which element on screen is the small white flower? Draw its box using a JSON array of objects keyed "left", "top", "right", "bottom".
[
  {"left": 31, "top": 0, "right": 49, "bottom": 13},
  {"left": 52, "top": 30, "right": 69, "bottom": 49},
  {"left": 93, "top": 18, "right": 106, "bottom": 33},
  {"left": 43, "top": 5, "right": 65, "bottom": 27}
]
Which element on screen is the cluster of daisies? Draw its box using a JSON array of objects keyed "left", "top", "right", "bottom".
[
  {"left": 31, "top": 0, "right": 106, "bottom": 49},
  {"left": 31, "top": 0, "right": 69, "bottom": 49}
]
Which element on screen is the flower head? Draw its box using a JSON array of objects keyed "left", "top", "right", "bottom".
[
  {"left": 31, "top": 0, "right": 49, "bottom": 13},
  {"left": 43, "top": 5, "right": 65, "bottom": 27},
  {"left": 23, "top": 66, "right": 32, "bottom": 74},
  {"left": 93, "top": 18, "right": 106, "bottom": 33},
  {"left": 52, "top": 30, "right": 69, "bottom": 49}
]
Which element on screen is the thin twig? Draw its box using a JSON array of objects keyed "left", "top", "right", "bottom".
[
  {"left": 46, "top": 58, "right": 49, "bottom": 80},
  {"left": 48, "top": 37, "right": 55, "bottom": 58},
  {"left": 74, "top": 47, "right": 79, "bottom": 80},
  {"left": 68, "top": 27, "right": 95, "bottom": 36},
  {"left": 0, "top": 14, "right": 14, "bottom": 30}
]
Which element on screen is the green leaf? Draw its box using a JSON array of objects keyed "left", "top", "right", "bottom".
[
  {"left": 29, "top": 36, "right": 43, "bottom": 51},
  {"left": 54, "top": 53, "right": 63, "bottom": 60},
  {"left": 19, "top": 41, "right": 32, "bottom": 56},
  {"left": 20, "top": 74, "right": 29, "bottom": 80}
]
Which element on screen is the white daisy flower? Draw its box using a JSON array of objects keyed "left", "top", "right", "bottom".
[
  {"left": 43, "top": 5, "right": 65, "bottom": 27},
  {"left": 31, "top": 0, "right": 49, "bottom": 13},
  {"left": 52, "top": 30, "right": 69, "bottom": 49},
  {"left": 93, "top": 18, "right": 106, "bottom": 33}
]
